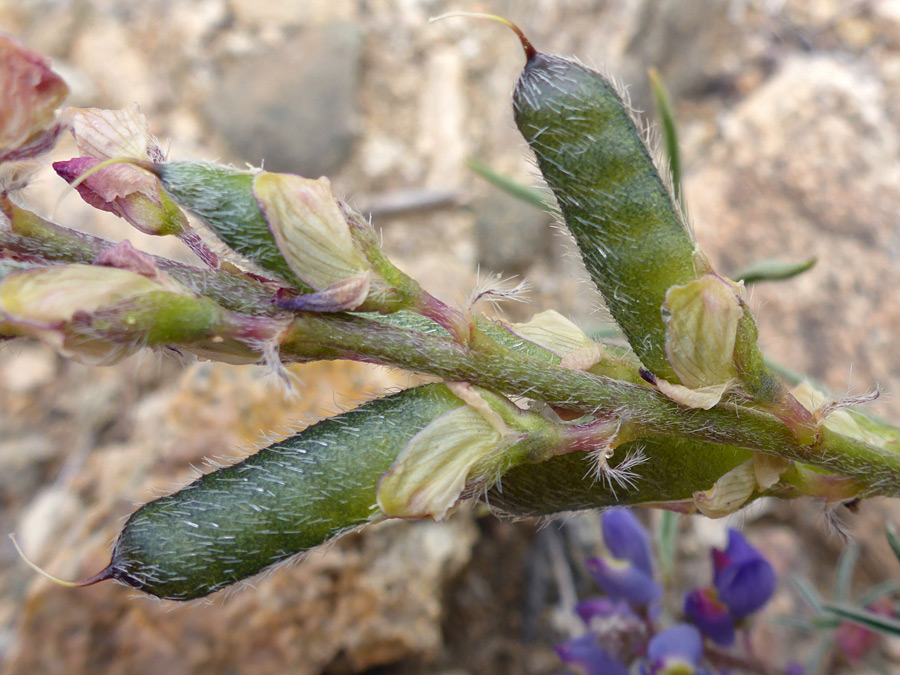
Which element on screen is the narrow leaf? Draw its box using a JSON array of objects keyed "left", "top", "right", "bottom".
[
  {"left": 466, "top": 157, "right": 551, "bottom": 211},
  {"left": 792, "top": 575, "right": 825, "bottom": 612},
  {"left": 859, "top": 580, "right": 900, "bottom": 607},
  {"left": 732, "top": 256, "right": 818, "bottom": 285},
  {"left": 886, "top": 523, "right": 900, "bottom": 566},
  {"left": 648, "top": 67, "right": 683, "bottom": 207},
  {"left": 823, "top": 602, "right": 900, "bottom": 636},
  {"left": 836, "top": 542, "right": 860, "bottom": 603},
  {"left": 656, "top": 510, "right": 680, "bottom": 581}
]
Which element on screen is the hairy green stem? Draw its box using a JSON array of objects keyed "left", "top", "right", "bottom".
[{"left": 2, "top": 223, "right": 898, "bottom": 498}]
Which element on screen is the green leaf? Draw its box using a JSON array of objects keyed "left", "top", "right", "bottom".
[
  {"left": 771, "top": 615, "right": 819, "bottom": 633},
  {"left": 836, "top": 542, "right": 860, "bottom": 603},
  {"left": 731, "top": 256, "right": 818, "bottom": 285},
  {"left": 822, "top": 602, "right": 900, "bottom": 636},
  {"left": 859, "top": 579, "right": 900, "bottom": 607},
  {"left": 886, "top": 523, "right": 900, "bottom": 565},
  {"left": 648, "top": 68, "right": 683, "bottom": 208},
  {"left": 465, "top": 157, "right": 551, "bottom": 211},
  {"left": 792, "top": 575, "right": 825, "bottom": 612},
  {"left": 656, "top": 510, "right": 680, "bottom": 581}
]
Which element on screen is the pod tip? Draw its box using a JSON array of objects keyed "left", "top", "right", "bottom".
[
  {"left": 429, "top": 12, "right": 537, "bottom": 62},
  {"left": 9, "top": 532, "right": 114, "bottom": 589}
]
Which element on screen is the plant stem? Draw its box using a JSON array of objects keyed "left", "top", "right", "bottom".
[{"left": 3, "top": 216, "right": 900, "bottom": 499}]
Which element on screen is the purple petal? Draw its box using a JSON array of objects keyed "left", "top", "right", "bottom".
[
  {"left": 601, "top": 507, "right": 654, "bottom": 576},
  {"left": 684, "top": 587, "right": 735, "bottom": 646},
  {"left": 716, "top": 557, "right": 775, "bottom": 618},
  {"left": 647, "top": 624, "right": 704, "bottom": 665},
  {"left": 586, "top": 556, "right": 663, "bottom": 607},
  {"left": 555, "top": 634, "right": 629, "bottom": 675},
  {"left": 713, "top": 529, "right": 761, "bottom": 581},
  {"left": 710, "top": 530, "right": 775, "bottom": 617}
]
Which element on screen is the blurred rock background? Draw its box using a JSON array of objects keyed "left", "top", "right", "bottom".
[{"left": 1, "top": 0, "right": 900, "bottom": 673}]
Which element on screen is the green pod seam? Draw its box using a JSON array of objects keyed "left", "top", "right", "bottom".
[
  {"left": 154, "top": 161, "right": 309, "bottom": 289},
  {"left": 106, "top": 384, "right": 466, "bottom": 600},
  {"left": 513, "top": 51, "right": 696, "bottom": 381}
]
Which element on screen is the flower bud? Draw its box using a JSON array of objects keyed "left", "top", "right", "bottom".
[{"left": 0, "top": 35, "right": 69, "bottom": 163}]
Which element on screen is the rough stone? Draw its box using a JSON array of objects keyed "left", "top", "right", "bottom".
[{"left": 204, "top": 21, "right": 362, "bottom": 175}]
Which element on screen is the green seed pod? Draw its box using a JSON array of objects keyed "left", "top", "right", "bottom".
[
  {"left": 152, "top": 161, "right": 309, "bottom": 289},
  {"left": 512, "top": 44, "right": 697, "bottom": 381},
  {"left": 98, "top": 384, "right": 468, "bottom": 600},
  {"left": 487, "top": 437, "right": 754, "bottom": 516}
]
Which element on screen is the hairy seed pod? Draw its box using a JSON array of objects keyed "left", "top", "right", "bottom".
[
  {"left": 513, "top": 48, "right": 697, "bottom": 381},
  {"left": 153, "top": 161, "right": 309, "bottom": 289},
  {"left": 100, "top": 385, "right": 468, "bottom": 600}
]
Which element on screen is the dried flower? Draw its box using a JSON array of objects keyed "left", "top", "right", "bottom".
[
  {"left": 53, "top": 105, "right": 189, "bottom": 238},
  {"left": 0, "top": 34, "right": 69, "bottom": 163}
]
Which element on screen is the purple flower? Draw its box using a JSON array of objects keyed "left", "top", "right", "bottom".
[
  {"left": 586, "top": 555, "right": 663, "bottom": 607},
  {"left": 685, "top": 529, "right": 776, "bottom": 645},
  {"left": 555, "top": 634, "right": 629, "bottom": 675},
  {"left": 602, "top": 507, "right": 654, "bottom": 577},
  {"left": 684, "top": 587, "right": 736, "bottom": 646},
  {"left": 575, "top": 597, "right": 638, "bottom": 626},
  {"left": 641, "top": 624, "right": 710, "bottom": 675},
  {"left": 574, "top": 597, "right": 648, "bottom": 663},
  {"left": 712, "top": 530, "right": 776, "bottom": 618},
  {"left": 586, "top": 509, "right": 663, "bottom": 607}
]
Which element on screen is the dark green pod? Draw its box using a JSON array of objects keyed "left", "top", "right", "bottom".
[
  {"left": 104, "top": 384, "right": 465, "bottom": 600},
  {"left": 487, "top": 437, "right": 753, "bottom": 516},
  {"left": 513, "top": 52, "right": 696, "bottom": 381},
  {"left": 154, "top": 161, "right": 308, "bottom": 289}
]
